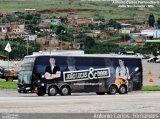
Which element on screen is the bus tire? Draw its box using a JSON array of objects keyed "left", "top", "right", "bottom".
[
  {"left": 48, "top": 85, "right": 58, "bottom": 96},
  {"left": 107, "top": 85, "right": 117, "bottom": 95},
  {"left": 128, "top": 80, "right": 133, "bottom": 92},
  {"left": 18, "top": 90, "right": 21, "bottom": 93},
  {"left": 96, "top": 92, "right": 105, "bottom": 95},
  {"left": 36, "top": 86, "right": 46, "bottom": 96},
  {"left": 60, "top": 85, "right": 71, "bottom": 96},
  {"left": 119, "top": 85, "right": 127, "bottom": 94},
  {"left": 36, "top": 92, "right": 45, "bottom": 96}
]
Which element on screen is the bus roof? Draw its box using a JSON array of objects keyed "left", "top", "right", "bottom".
[{"left": 24, "top": 54, "right": 141, "bottom": 59}]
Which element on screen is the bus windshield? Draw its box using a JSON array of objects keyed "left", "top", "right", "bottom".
[
  {"left": 18, "top": 71, "right": 32, "bottom": 84},
  {"left": 18, "top": 57, "right": 35, "bottom": 85}
]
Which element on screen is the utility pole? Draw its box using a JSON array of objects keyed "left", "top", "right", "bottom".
[
  {"left": 49, "top": 28, "right": 51, "bottom": 54},
  {"left": 61, "top": 30, "right": 65, "bottom": 50},
  {"left": 26, "top": 36, "right": 29, "bottom": 56}
]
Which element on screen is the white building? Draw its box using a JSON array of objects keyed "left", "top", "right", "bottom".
[
  {"left": 141, "top": 29, "right": 160, "bottom": 38},
  {"left": 24, "top": 35, "right": 37, "bottom": 41}
]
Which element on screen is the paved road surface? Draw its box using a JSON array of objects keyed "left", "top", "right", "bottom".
[{"left": 0, "top": 90, "right": 160, "bottom": 113}]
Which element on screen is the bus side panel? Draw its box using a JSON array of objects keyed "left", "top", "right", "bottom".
[{"left": 33, "top": 56, "right": 143, "bottom": 93}]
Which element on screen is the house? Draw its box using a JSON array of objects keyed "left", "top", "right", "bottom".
[
  {"left": 67, "top": 14, "right": 93, "bottom": 26},
  {"left": 0, "top": 24, "right": 10, "bottom": 39},
  {"left": 121, "top": 29, "right": 131, "bottom": 34},
  {"left": 41, "top": 19, "right": 52, "bottom": 23},
  {"left": 67, "top": 14, "right": 78, "bottom": 24},
  {"left": 9, "top": 22, "right": 26, "bottom": 39},
  {"left": 38, "top": 18, "right": 56, "bottom": 32},
  {"left": 10, "top": 23, "right": 25, "bottom": 33},
  {"left": 75, "top": 18, "right": 93, "bottom": 26},
  {"left": 39, "top": 22, "right": 51, "bottom": 32},
  {"left": 9, "top": 32, "right": 27, "bottom": 39},
  {"left": 0, "top": 22, "right": 27, "bottom": 39},
  {"left": 51, "top": 19, "right": 61, "bottom": 26},
  {"left": 141, "top": 29, "right": 160, "bottom": 38},
  {"left": 23, "top": 35, "right": 37, "bottom": 41}
]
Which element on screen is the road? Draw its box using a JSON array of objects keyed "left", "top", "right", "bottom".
[{"left": 0, "top": 90, "right": 160, "bottom": 113}]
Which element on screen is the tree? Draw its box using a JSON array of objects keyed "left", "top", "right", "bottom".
[
  {"left": 88, "top": 24, "right": 95, "bottom": 30},
  {"left": 157, "top": 18, "right": 160, "bottom": 29},
  {"left": 85, "top": 41, "right": 119, "bottom": 54},
  {"left": 148, "top": 13, "right": 155, "bottom": 27},
  {"left": 77, "top": 34, "right": 95, "bottom": 49},
  {"left": 83, "top": 36, "right": 95, "bottom": 49},
  {"left": 0, "top": 39, "right": 40, "bottom": 59},
  {"left": 25, "top": 14, "right": 33, "bottom": 20},
  {"left": 99, "top": 23, "right": 105, "bottom": 30},
  {"left": 56, "top": 25, "right": 65, "bottom": 35},
  {"left": 108, "top": 19, "right": 121, "bottom": 29}
]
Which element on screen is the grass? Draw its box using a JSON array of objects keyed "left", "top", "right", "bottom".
[
  {"left": 0, "top": 81, "right": 17, "bottom": 89},
  {"left": 0, "top": 0, "right": 160, "bottom": 19},
  {"left": 141, "top": 86, "right": 160, "bottom": 91}
]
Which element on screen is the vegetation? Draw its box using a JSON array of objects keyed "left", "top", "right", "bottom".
[
  {"left": 0, "top": 0, "right": 160, "bottom": 19},
  {"left": 0, "top": 1, "right": 160, "bottom": 57},
  {"left": 108, "top": 19, "right": 121, "bottom": 29},
  {"left": 23, "top": 14, "right": 41, "bottom": 33},
  {"left": 0, "top": 38, "right": 40, "bottom": 59},
  {"left": 141, "top": 86, "right": 160, "bottom": 91},
  {"left": 148, "top": 13, "right": 155, "bottom": 27},
  {"left": 157, "top": 18, "right": 160, "bottom": 29},
  {"left": 81, "top": 39, "right": 159, "bottom": 55},
  {"left": 0, "top": 81, "right": 17, "bottom": 89},
  {"left": 55, "top": 25, "right": 73, "bottom": 42}
]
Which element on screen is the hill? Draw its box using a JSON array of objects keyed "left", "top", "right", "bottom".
[{"left": 0, "top": 0, "right": 160, "bottom": 19}]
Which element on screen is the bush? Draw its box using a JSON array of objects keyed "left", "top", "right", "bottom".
[{"left": 120, "top": 33, "right": 130, "bottom": 41}]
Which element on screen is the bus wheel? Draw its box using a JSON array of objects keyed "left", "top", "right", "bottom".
[
  {"left": 107, "top": 85, "right": 117, "bottom": 95},
  {"left": 36, "top": 87, "right": 46, "bottom": 96},
  {"left": 18, "top": 90, "right": 21, "bottom": 93},
  {"left": 60, "top": 86, "right": 71, "bottom": 96},
  {"left": 128, "top": 80, "right": 133, "bottom": 92},
  {"left": 48, "top": 85, "right": 58, "bottom": 96},
  {"left": 96, "top": 92, "right": 105, "bottom": 95},
  {"left": 119, "top": 85, "right": 127, "bottom": 94}
]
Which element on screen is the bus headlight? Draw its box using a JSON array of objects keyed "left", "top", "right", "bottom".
[
  {"left": 41, "top": 83, "right": 45, "bottom": 86},
  {"left": 42, "top": 75, "right": 44, "bottom": 78},
  {"left": 26, "top": 87, "right": 31, "bottom": 90}
]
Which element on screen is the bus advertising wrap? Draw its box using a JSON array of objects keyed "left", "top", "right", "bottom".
[{"left": 63, "top": 68, "right": 110, "bottom": 82}]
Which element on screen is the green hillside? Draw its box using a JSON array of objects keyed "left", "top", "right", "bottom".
[{"left": 0, "top": 0, "right": 160, "bottom": 19}]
